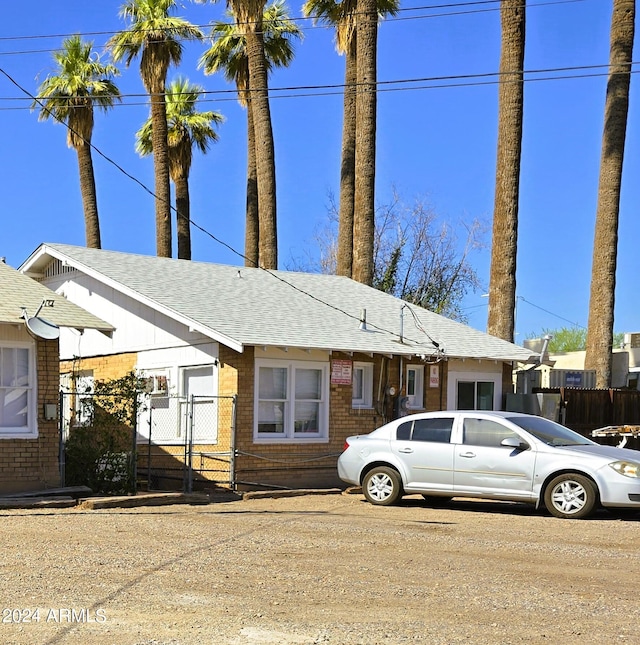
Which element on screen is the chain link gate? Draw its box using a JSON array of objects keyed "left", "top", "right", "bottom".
[{"left": 139, "top": 394, "right": 236, "bottom": 493}]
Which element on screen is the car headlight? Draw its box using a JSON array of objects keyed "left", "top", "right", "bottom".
[{"left": 609, "top": 461, "right": 640, "bottom": 478}]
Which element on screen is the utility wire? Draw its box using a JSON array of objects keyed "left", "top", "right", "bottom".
[
  {"left": 518, "top": 297, "right": 586, "bottom": 330},
  {"left": 463, "top": 298, "right": 586, "bottom": 331},
  {"left": 1, "top": 63, "right": 637, "bottom": 111},
  {"left": 0, "top": 0, "right": 581, "bottom": 51}
]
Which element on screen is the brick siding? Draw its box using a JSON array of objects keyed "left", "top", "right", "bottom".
[{"left": 0, "top": 338, "right": 61, "bottom": 494}]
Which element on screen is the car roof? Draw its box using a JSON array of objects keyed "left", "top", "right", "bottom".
[{"left": 399, "top": 410, "right": 531, "bottom": 420}]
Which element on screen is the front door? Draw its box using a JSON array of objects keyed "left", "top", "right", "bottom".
[
  {"left": 180, "top": 366, "right": 217, "bottom": 443},
  {"left": 453, "top": 417, "right": 537, "bottom": 501}
]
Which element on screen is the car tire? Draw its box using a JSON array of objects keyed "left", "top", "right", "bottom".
[
  {"left": 543, "top": 473, "right": 599, "bottom": 519},
  {"left": 362, "top": 467, "right": 403, "bottom": 506}
]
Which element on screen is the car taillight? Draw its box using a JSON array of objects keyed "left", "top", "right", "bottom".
[{"left": 342, "top": 440, "right": 350, "bottom": 452}]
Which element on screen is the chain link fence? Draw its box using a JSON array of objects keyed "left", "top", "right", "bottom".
[
  {"left": 138, "top": 394, "right": 236, "bottom": 492},
  {"left": 60, "top": 388, "right": 237, "bottom": 494}
]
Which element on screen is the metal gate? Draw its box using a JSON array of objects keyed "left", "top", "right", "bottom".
[{"left": 138, "top": 394, "right": 237, "bottom": 493}]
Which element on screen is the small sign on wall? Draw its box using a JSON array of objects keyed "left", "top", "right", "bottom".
[
  {"left": 331, "top": 359, "right": 353, "bottom": 385},
  {"left": 429, "top": 365, "right": 440, "bottom": 388}
]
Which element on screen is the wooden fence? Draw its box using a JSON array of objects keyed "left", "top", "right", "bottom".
[{"left": 534, "top": 387, "right": 640, "bottom": 448}]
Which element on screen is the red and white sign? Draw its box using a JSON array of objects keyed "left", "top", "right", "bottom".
[
  {"left": 331, "top": 360, "right": 353, "bottom": 385},
  {"left": 429, "top": 365, "right": 440, "bottom": 388}
]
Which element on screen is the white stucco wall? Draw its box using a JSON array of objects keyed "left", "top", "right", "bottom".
[{"left": 446, "top": 359, "right": 504, "bottom": 410}]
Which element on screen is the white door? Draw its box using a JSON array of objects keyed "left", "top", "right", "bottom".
[
  {"left": 453, "top": 417, "right": 537, "bottom": 501},
  {"left": 181, "top": 366, "right": 217, "bottom": 443}
]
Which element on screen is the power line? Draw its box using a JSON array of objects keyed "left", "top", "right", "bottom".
[
  {"left": 518, "top": 297, "right": 586, "bottom": 330},
  {"left": 0, "top": 0, "right": 583, "bottom": 57},
  {"left": 463, "top": 297, "right": 586, "bottom": 330},
  {"left": 1, "top": 62, "right": 637, "bottom": 112}
]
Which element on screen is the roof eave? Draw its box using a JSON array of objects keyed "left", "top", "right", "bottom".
[{"left": 21, "top": 245, "right": 244, "bottom": 354}]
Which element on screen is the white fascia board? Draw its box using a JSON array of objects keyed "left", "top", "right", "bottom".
[{"left": 21, "top": 245, "right": 245, "bottom": 354}]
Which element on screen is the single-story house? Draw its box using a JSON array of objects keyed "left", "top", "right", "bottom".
[
  {"left": 0, "top": 257, "right": 113, "bottom": 493},
  {"left": 20, "top": 243, "right": 534, "bottom": 489}
]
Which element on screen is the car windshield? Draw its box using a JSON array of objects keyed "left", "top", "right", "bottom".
[{"left": 506, "top": 416, "right": 595, "bottom": 446}]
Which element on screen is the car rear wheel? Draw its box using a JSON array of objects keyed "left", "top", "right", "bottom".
[
  {"left": 362, "top": 467, "right": 403, "bottom": 506},
  {"left": 544, "top": 473, "right": 598, "bottom": 519}
]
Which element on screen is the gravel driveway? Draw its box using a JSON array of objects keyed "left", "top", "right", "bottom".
[{"left": 0, "top": 492, "right": 638, "bottom": 645}]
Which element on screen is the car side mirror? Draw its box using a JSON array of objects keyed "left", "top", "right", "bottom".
[{"left": 501, "top": 437, "right": 529, "bottom": 451}]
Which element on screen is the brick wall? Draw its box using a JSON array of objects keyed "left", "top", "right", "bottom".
[
  {"left": 226, "top": 349, "right": 451, "bottom": 490},
  {"left": 0, "top": 337, "right": 61, "bottom": 494},
  {"left": 60, "top": 352, "right": 137, "bottom": 382}
]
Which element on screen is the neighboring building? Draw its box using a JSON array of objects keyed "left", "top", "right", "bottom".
[
  {"left": 0, "top": 258, "right": 112, "bottom": 493},
  {"left": 518, "top": 334, "right": 640, "bottom": 391},
  {"left": 21, "top": 244, "right": 533, "bottom": 489}
]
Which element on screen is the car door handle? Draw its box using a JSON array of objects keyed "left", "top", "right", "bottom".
[
  {"left": 398, "top": 448, "right": 414, "bottom": 453},
  {"left": 459, "top": 451, "right": 476, "bottom": 458}
]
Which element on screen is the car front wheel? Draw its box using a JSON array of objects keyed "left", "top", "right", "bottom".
[
  {"left": 544, "top": 473, "right": 598, "bottom": 519},
  {"left": 362, "top": 467, "right": 403, "bottom": 506}
]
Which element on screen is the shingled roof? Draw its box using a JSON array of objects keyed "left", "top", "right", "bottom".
[
  {"left": 21, "top": 243, "right": 532, "bottom": 362},
  {"left": 0, "top": 258, "right": 113, "bottom": 333}
]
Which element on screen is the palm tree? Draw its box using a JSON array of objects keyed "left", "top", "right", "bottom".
[
  {"left": 486, "top": 0, "right": 526, "bottom": 342},
  {"left": 585, "top": 0, "right": 635, "bottom": 388},
  {"left": 303, "top": 0, "right": 398, "bottom": 281},
  {"left": 302, "top": 0, "right": 399, "bottom": 284},
  {"left": 303, "top": 0, "right": 356, "bottom": 278},
  {"left": 199, "top": 0, "right": 279, "bottom": 268},
  {"left": 108, "top": 0, "right": 203, "bottom": 258},
  {"left": 199, "top": 1, "right": 301, "bottom": 268},
  {"left": 136, "top": 77, "right": 224, "bottom": 260},
  {"left": 351, "top": 0, "right": 380, "bottom": 286},
  {"left": 35, "top": 35, "right": 120, "bottom": 248}
]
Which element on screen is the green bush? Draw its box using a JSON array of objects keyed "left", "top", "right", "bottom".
[{"left": 64, "top": 372, "right": 145, "bottom": 495}]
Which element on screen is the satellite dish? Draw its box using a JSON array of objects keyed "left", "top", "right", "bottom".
[{"left": 25, "top": 316, "right": 60, "bottom": 340}]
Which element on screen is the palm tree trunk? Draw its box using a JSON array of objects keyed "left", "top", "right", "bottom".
[
  {"left": 336, "top": 34, "right": 357, "bottom": 278},
  {"left": 245, "top": 99, "right": 260, "bottom": 267},
  {"left": 75, "top": 141, "right": 101, "bottom": 249},
  {"left": 151, "top": 91, "right": 173, "bottom": 258},
  {"left": 174, "top": 172, "right": 191, "bottom": 261},
  {"left": 585, "top": 0, "right": 635, "bottom": 388},
  {"left": 352, "top": 0, "right": 377, "bottom": 286},
  {"left": 246, "top": 22, "right": 278, "bottom": 269},
  {"left": 487, "top": 0, "right": 526, "bottom": 342}
]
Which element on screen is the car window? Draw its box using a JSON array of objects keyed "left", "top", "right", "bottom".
[
  {"left": 506, "top": 415, "right": 594, "bottom": 446},
  {"left": 395, "top": 418, "right": 453, "bottom": 443},
  {"left": 462, "top": 418, "right": 519, "bottom": 448}
]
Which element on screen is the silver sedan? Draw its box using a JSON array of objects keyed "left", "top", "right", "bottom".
[{"left": 337, "top": 410, "right": 640, "bottom": 519}]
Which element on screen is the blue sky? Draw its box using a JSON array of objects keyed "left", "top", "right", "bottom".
[{"left": 1, "top": 0, "right": 637, "bottom": 343}]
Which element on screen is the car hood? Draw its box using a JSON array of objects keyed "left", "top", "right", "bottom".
[{"left": 555, "top": 443, "right": 640, "bottom": 462}]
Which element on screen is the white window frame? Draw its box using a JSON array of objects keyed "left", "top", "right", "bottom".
[
  {"left": 447, "top": 370, "right": 502, "bottom": 411},
  {"left": 0, "top": 341, "right": 37, "bottom": 439},
  {"left": 405, "top": 365, "right": 425, "bottom": 410},
  {"left": 143, "top": 370, "right": 170, "bottom": 397},
  {"left": 352, "top": 362, "right": 374, "bottom": 409},
  {"left": 254, "top": 358, "right": 329, "bottom": 443},
  {"left": 73, "top": 371, "right": 95, "bottom": 427}
]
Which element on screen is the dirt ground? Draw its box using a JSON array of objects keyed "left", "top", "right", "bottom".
[{"left": 0, "top": 492, "right": 639, "bottom": 645}]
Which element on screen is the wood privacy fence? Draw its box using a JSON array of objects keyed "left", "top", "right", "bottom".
[{"left": 535, "top": 387, "right": 640, "bottom": 440}]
